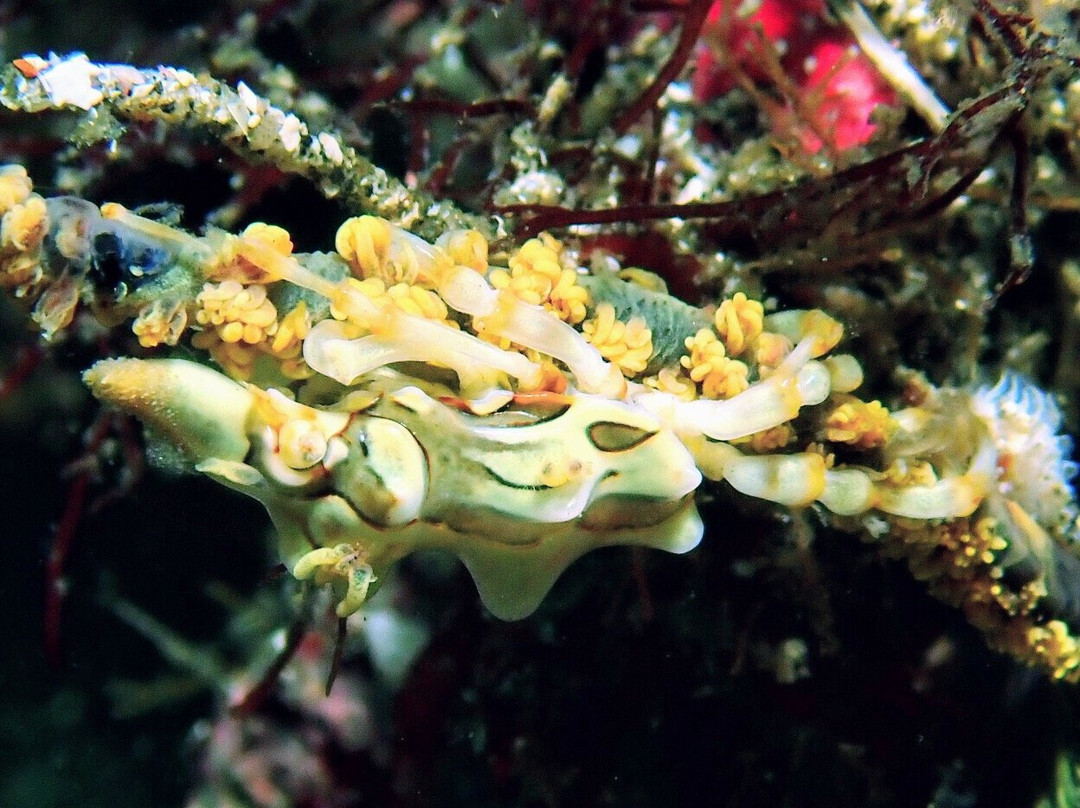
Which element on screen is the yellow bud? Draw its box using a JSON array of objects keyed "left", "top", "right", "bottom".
[
  {"left": 437, "top": 229, "right": 489, "bottom": 272},
  {"left": 0, "top": 165, "right": 33, "bottom": 213},
  {"left": 714, "top": 292, "right": 764, "bottom": 356},
  {"left": 336, "top": 216, "right": 391, "bottom": 278},
  {"left": 1, "top": 195, "right": 48, "bottom": 252},
  {"left": 242, "top": 222, "right": 293, "bottom": 255}
]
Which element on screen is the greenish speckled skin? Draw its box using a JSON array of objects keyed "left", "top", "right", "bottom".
[{"left": 579, "top": 274, "right": 711, "bottom": 371}]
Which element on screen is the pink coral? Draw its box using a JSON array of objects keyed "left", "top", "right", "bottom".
[{"left": 694, "top": 0, "right": 897, "bottom": 152}]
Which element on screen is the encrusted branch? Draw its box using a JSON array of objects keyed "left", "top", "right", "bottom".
[{"left": 0, "top": 53, "right": 496, "bottom": 241}]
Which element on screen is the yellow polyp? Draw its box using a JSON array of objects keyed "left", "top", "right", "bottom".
[
  {"left": 945, "top": 517, "right": 1007, "bottom": 570},
  {"left": 330, "top": 275, "right": 458, "bottom": 339},
  {"left": 0, "top": 164, "right": 33, "bottom": 213},
  {"left": 739, "top": 423, "right": 795, "bottom": 452},
  {"left": 881, "top": 459, "right": 938, "bottom": 488},
  {"left": 330, "top": 277, "right": 389, "bottom": 324},
  {"left": 496, "top": 234, "right": 571, "bottom": 312},
  {"left": 490, "top": 260, "right": 590, "bottom": 325},
  {"left": 0, "top": 184, "right": 47, "bottom": 295},
  {"left": 549, "top": 270, "right": 590, "bottom": 325},
  {"left": 436, "top": 228, "right": 489, "bottom": 273},
  {"left": 644, "top": 367, "right": 698, "bottom": 401},
  {"left": 132, "top": 299, "right": 189, "bottom": 348},
  {"left": 221, "top": 321, "right": 245, "bottom": 343},
  {"left": 1026, "top": 620, "right": 1080, "bottom": 680},
  {"left": 270, "top": 301, "right": 311, "bottom": 356},
  {"left": 679, "top": 328, "right": 749, "bottom": 399},
  {"left": 823, "top": 396, "right": 895, "bottom": 449},
  {"left": 488, "top": 267, "right": 533, "bottom": 304},
  {"left": 714, "top": 292, "right": 764, "bottom": 357},
  {"left": 191, "top": 328, "right": 260, "bottom": 380},
  {"left": 492, "top": 270, "right": 545, "bottom": 306},
  {"left": 336, "top": 215, "right": 392, "bottom": 279},
  {"left": 479, "top": 234, "right": 580, "bottom": 319},
  {"left": 581, "top": 303, "right": 653, "bottom": 376},
  {"left": 1015, "top": 579, "right": 1048, "bottom": 614},
  {"left": 243, "top": 322, "right": 266, "bottom": 344},
  {"left": 242, "top": 222, "right": 293, "bottom": 256},
  {"left": 245, "top": 302, "right": 277, "bottom": 329},
  {"left": 1, "top": 194, "right": 48, "bottom": 252},
  {"left": 981, "top": 571, "right": 1040, "bottom": 618},
  {"left": 681, "top": 328, "right": 727, "bottom": 380},
  {"left": 508, "top": 236, "right": 562, "bottom": 280},
  {"left": 387, "top": 282, "right": 454, "bottom": 324},
  {"left": 195, "top": 280, "right": 279, "bottom": 348},
  {"left": 337, "top": 217, "right": 455, "bottom": 287},
  {"left": 537, "top": 232, "right": 565, "bottom": 255},
  {"left": 700, "top": 359, "right": 750, "bottom": 400}
]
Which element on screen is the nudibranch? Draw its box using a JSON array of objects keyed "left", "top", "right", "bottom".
[
  {"left": 83, "top": 357, "right": 705, "bottom": 619},
  {"left": 5, "top": 163, "right": 1080, "bottom": 679}
]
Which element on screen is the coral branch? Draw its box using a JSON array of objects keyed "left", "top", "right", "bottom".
[{"left": 0, "top": 54, "right": 495, "bottom": 241}]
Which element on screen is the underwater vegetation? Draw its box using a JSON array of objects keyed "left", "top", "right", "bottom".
[{"left": 4, "top": 0, "right": 1080, "bottom": 805}]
